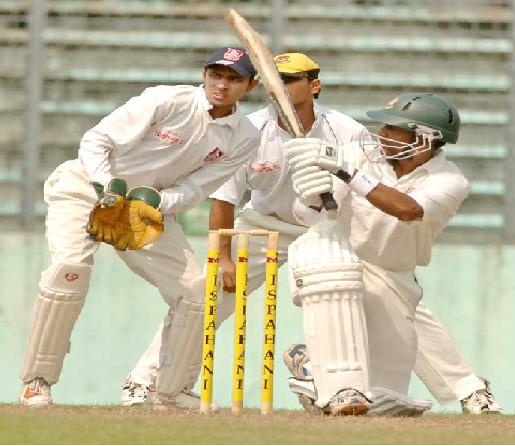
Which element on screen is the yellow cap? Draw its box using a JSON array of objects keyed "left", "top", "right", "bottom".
[{"left": 273, "top": 53, "right": 320, "bottom": 76}]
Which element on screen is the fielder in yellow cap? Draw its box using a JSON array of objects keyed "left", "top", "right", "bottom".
[
  {"left": 273, "top": 52, "right": 322, "bottom": 101},
  {"left": 274, "top": 52, "right": 320, "bottom": 77}
]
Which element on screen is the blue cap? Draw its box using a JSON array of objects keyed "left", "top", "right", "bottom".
[{"left": 204, "top": 47, "right": 256, "bottom": 78}]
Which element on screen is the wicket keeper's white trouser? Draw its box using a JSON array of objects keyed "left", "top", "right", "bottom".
[{"left": 21, "top": 160, "right": 203, "bottom": 390}]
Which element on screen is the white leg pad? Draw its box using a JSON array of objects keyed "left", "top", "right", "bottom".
[
  {"left": 156, "top": 278, "right": 205, "bottom": 399},
  {"left": 21, "top": 262, "right": 91, "bottom": 384},
  {"left": 289, "top": 222, "right": 370, "bottom": 408}
]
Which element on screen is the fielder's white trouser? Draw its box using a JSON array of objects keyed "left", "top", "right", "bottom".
[
  {"left": 129, "top": 206, "right": 302, "bottom": 388},
  {"left": 21, "top": 160, "right": 204, "bottom": 399}
]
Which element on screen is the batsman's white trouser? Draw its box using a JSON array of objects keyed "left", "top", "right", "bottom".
[
  {"left": 414, "top": 302, "right": 485, "bottom": 403},
  {"left": 128, "top": 205, "right": 301, "bottom": 389},
  {"left": 21, "top": 160, "right": 204, "bottom": 399},
  {"left": 359, "top": 260, "right": 422, "bottom": 395}
]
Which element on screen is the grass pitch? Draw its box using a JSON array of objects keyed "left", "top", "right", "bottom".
[{"left": 1, "top": 404, "right": 514, "bottom": 444}]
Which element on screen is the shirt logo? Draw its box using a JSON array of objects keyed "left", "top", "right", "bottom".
[
  {"left": 224, "top": 48, "right": 244, "bottom": 61},
  {"left": 65, "top": 273, "right": 79, "bottom": 282},
  {"left": 250, "top": 160, "right": 281, "bottom": 173},
  {"left": 154, "top": 128, "right": 185, "bottom": 145},
  {"left": 203, "top": 147, "right": 224, "bottom": 162}
]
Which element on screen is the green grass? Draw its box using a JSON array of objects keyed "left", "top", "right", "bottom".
[{"left": 1, "top": 404, "right": 514, "bottom": 444}]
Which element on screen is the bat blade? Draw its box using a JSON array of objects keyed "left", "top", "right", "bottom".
[
  {"left": 224, "top": 8, "right": 338, "bottom": 213},
  {"left": 224, "top": 8, "right": 304, "bottom": 138}
]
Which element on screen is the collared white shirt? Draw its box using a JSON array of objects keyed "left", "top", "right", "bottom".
[
  {"left": 334, "top": 142, "right": 470, "bottom": 271},
  {"left": 210, "top": 103, "right": 365, "bottom": 225},
  {"left": 78, "top": 85, "right": 259, "bottom": 214}
]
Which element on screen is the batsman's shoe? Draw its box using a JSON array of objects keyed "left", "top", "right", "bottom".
[
  {"left": 20, "top": 377, "right": 52, "bottom": 407},
  {"left": 121, "top": 378, "right": 156, "bottom": 406},
  {"left": 328, "top": 388, "right": 371, "bottom": 416},
  {"left": 154, "top": 389, "right": 220, "bottom": 413},
  {"left": 461, "top": 378, "right": 502, "bottom": 415}
]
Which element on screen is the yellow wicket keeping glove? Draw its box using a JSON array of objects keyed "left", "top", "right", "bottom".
[
  {"left": 87, "top": 178, "right": 127, "bottom": 245},
  {"left": 114, "top": 187, "right": 164, "bottom": 251}
]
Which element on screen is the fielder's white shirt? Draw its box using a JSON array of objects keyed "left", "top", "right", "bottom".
[
  {"left": 334, "top": 142, "right": 470, "bottom": 271},
  {"left": 210, "top": 103, "right": 365, "bottom": 225},
  {"left": 78, "top": 85, "right": 259, "bottom": 214}
]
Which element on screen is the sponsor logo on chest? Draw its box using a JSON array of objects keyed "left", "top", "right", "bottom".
[{"left": 153, "top": 128, "right": 186, "bottom": 145}]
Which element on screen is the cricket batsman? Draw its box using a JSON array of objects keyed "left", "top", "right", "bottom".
[{"left": 283, "top": 92, "right": 501, "bottom": 415}]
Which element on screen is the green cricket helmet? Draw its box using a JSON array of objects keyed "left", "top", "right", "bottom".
[{"left": 362, "top": 93, "right": 460, "bottom": 161}]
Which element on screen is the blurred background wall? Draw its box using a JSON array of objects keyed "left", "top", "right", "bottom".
[{"left": 0, "top": 0, "right": 514, "bottom": 413}]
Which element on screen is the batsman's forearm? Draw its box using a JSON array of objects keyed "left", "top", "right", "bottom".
[
  {"left": 209, "top": 198, "right": 235, "bottom": 259},
  {"left": 366, "top": 184, "right": 424, "bottom": 221}
]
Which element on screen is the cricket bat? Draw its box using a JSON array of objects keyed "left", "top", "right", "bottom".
[{"left": 224, "top": 8, "right": 338, "bottom": 214}]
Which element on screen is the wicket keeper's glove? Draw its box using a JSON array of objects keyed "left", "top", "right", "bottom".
[
  {"left": 114, "top": 186, "right": 164, "bottom": 251},
  {"left": 87, "top": 178, "right": 127, "bottom": 245}
]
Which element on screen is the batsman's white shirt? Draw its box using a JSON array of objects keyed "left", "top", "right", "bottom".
[
  {"left": 79, "top": 84, "right": 259, "bottom": 214},
  {"left": 210, "top": 103, "right": 365, "bottom": 226}
]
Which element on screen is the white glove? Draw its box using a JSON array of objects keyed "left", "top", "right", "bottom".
[
  {"left": 316, "top": 144, "right": 348, "bottom": 175},
  {"left": 284, "top": 138, "right": 323, "bottom": 172},
  {"left": 285, "top": 137, "right": 354, "bottom": 178},
  {"left": 291, "top": 166, "right": 333, "bottom": 208}
]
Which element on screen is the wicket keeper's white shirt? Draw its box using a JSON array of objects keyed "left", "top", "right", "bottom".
[
  {"left": 334, "top": 142, "right": 470, "bottom": 271},
  {"left": 210, "top": 103, "right": 365, "bottom": 225},
  {"left": 78, "top": 85, "right": 259, "bottom": 214}
]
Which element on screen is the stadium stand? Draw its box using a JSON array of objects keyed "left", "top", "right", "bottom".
[{"left": 0, "top": 0, "right": 512, "bottom": 242}]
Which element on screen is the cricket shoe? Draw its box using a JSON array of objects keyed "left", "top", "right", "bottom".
[
  {"left": 328, "top": 388, "right": 372, "bottom": 416},
  {"left": 461, "top": 378, "right": 502, "bottom": 415},
  {"left": 20, "top": 377, "right": 53, "bottom": 407},
  {"left": 153, "top": 389, "right": 220, "bottom": 413},
  {"left": 121, "top": 378, "right": 156, "bottom": 406}
]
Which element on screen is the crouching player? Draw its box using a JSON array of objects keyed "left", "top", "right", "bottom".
[
  {"left": 283, "top": 93, "right": 502, "bottom": 415},
  {"left": 19, "top": 47, "right": 259, "bottom": 409}
]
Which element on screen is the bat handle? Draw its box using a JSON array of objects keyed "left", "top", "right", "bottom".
[{"left": 320, "top": 192, "right": 338, "bottom": 220}]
